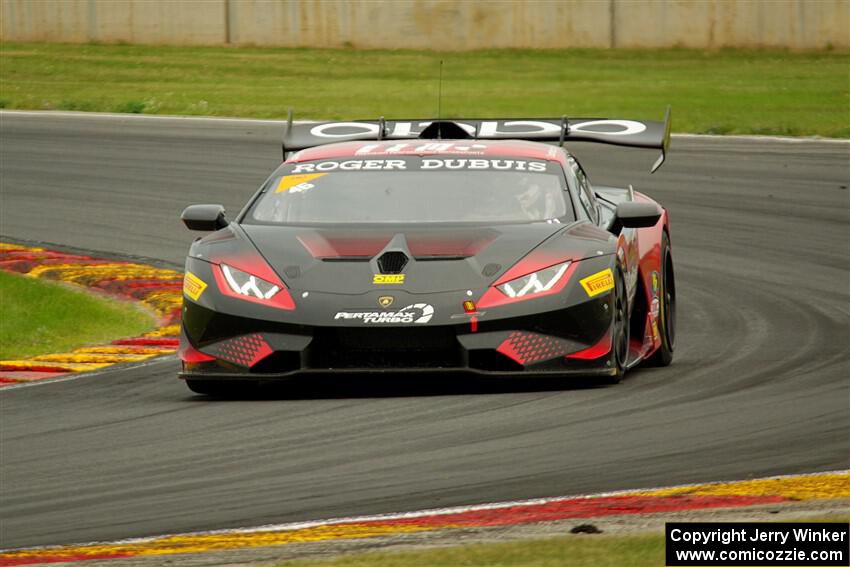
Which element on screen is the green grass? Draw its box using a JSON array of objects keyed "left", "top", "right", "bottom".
[
  {"left": 0, "top": 43, "right": 848, "bottom": 137},
  {"left": 276, "top": 534, "right": 662, "bottom": 567},
  {"left": 0, "top": 271, "right": 155, "bottom": 359},
  {"left": 274, "top": 515, "right": 849, "bottom": 567}
]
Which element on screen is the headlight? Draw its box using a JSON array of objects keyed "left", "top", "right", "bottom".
[
  {"left": 221, "top": 264, "right": 280, "bottom": 299},
  {"left": 497, "top": 261, "right": 571, "bottom": 298}
]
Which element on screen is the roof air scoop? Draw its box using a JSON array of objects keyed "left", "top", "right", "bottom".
[
  {"left": 377, "top": 251, "right": 408, "bottom": 274},
  {"left": 374, "top": 233, "right": 411, "bottom": 274},
  {"left": 418, "top": 121, "right": 473, "bottom": 140}
]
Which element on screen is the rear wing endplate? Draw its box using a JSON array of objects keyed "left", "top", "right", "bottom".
[{"left": 282, "top": 107, "right": 672, "bottom": 173}]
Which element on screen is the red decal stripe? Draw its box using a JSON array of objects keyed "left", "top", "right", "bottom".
[
  {"left": 367, "top": 495, "right": 786, "bottom": 528},
  {"left": 566, "top": 331, "right": 613, "bottom": 360},
  {"left": 0, "top": 553, "right": 133, "bottom": 566}
]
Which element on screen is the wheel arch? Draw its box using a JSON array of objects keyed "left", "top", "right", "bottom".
[{"left": 631, "top": 201, "right": 671, "bottom": 362}]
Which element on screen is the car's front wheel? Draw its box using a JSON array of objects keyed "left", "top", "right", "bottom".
[
  {"left": 606, "top": 268, "right": 630, "bottom": 383},
  {"left": 185, "top": 379, "right": 246, "bottom": 397}
]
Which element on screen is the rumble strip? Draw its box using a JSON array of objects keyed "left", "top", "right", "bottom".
[
  {"left": 0, "top": 471, "right": 846, "bottom": 565},
  {"left": 0, "top": 242, "right": 182, "bottom": 386}
]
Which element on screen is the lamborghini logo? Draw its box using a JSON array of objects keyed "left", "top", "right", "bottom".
[{"left": 378, "top": 295, "right": 394, "bottom": 308}]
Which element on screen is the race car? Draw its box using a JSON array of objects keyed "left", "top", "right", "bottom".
[{"left": 178, "top": 112, "right": 675, "bottom": 394}]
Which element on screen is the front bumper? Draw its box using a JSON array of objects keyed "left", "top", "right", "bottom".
[{"left": 179, "top": 294, "right": 617, "bottom": 380}]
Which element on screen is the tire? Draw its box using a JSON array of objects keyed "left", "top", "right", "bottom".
[
  {"left": 606, "top": 268, "right": 630, "bottom": 384},
  {"left": 647, "top": 231, "right": 675, "bottom": 367},
  {"left": 185, "top": 379, "right": 242, "bottom": 397}
]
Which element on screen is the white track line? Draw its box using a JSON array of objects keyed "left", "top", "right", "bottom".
[
  {"left": 0, "top": 109, "right": 297, "bottom": 125},
  {"left": 672, "top": 133, "right": 849, "bottom": 144},
  {"left": 2, "top": 110, "right": 848, "bottom": 144},
  {"left": 2, "top": 469, "right": 846, "bottom": 552}
]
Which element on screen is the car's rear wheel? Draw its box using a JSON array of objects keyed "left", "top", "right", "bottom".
[{"left": 647, "top": 231, "right": 675, "bottom": 366}]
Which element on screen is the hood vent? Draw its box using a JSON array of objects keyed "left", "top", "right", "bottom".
[
  {"left": 482, "top": 263, "right": 502, "bottom": 277},
  {"left": 377, "top": 251, "right": 408, "bottom": 274}
]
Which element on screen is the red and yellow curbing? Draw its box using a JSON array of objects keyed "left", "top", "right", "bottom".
[
  {"left": 0, "top": 242, "right": 183, "bottom": 386},
  {"left": 0, "top": 471, "right": 846, "bottom": 565}
]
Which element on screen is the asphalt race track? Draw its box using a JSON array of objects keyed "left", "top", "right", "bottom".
[{"left": 1, "top": 112, "right": 848, "bottom": 549}]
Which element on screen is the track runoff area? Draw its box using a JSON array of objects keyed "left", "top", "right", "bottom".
[{"left": 0, "top": 471, "right": 846, "bottom": 565}]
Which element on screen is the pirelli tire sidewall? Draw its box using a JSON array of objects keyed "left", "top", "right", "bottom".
[{"left": 612, "top": 266, "right": 630, "bottom": 380}]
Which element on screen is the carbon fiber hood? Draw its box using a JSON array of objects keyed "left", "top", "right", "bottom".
[{"left": 238, "top": 222, "right": 612, "bottom": 294}]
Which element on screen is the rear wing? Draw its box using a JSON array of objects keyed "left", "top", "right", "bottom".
[{"left": 282, "top": 107, "right": 672, "bottom": 172}]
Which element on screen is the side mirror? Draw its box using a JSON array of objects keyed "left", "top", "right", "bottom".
[
  {"left": 613, "top": 202, "right": 662, "bottom": 229},
  {"left": 181, "top": 204, "right": 228, "bottom": 231}
]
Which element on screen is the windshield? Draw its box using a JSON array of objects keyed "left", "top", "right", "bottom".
[{"left": 246, "top": 157, "right": 573, "bottom": 225}]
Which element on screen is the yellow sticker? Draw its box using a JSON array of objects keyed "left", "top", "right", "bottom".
[
  {"left": 183, "top": 271, "right": 208, "bottom": 301},
  {"left": 275, "top": 173, "right": 328, "bottom": 193},
  {"left": 373, "top": 274, "right": 405, "bottom": 285},
  {"left": 651, "top": 319, "right": 659, "bottom": 340},
  {"left": 579, "top": 268, "right": 615, "bottom": 297}
]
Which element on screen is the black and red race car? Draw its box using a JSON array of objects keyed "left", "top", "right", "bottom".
[{"left": 178, "top": 112, "right": 675, "bottom": 394}]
